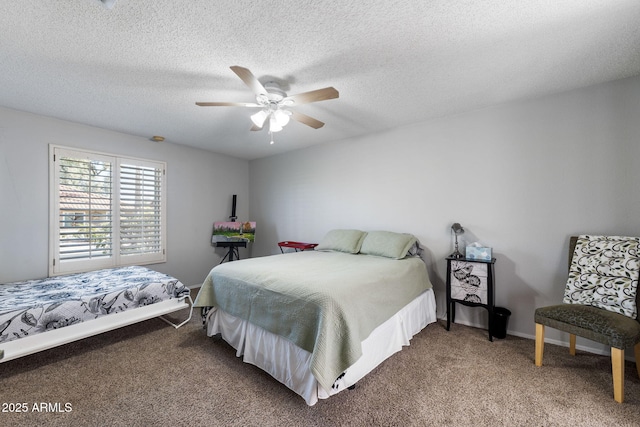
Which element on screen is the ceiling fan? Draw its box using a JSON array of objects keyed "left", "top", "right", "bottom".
[{"left": 196, "top": 66, "right": 339, "bottom": 142}]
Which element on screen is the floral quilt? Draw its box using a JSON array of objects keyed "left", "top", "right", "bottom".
[{"left": 0, "top": 266, "right": 188, "bottom": 344}]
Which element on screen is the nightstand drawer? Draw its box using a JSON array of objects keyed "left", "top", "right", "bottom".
[{"left": 450, "top": 261, "right": 489, "bottom": 305}]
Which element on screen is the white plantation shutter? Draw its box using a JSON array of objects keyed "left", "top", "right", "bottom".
[
  {"left": 55, "top": 149, "right": 114, "bottom": 269},
  {"left": 118, "top": 161, "right": 165, "bottom": 263},
  {"left": 50, "top": 146, "right": 166, "bottom": 275}
]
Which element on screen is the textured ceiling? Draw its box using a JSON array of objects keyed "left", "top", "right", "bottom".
[{"left": 1, "top": 1, "right": 639, "bottom": 160}]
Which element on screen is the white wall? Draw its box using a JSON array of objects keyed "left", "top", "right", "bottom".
[
  {"left": 249, "top": 74, "right": 640, "bottom": 354},
  {"left": 0, "top": 107, "right": 249, "bottom": 286},
  {"left": 1, "top": 74, "right": 638, "bottom": 355}
]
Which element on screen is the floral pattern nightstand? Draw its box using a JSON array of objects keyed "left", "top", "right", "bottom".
[{"left": 446, "top": 256, "right": 496, "bottom": 341}]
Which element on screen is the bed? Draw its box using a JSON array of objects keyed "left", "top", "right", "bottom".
[
  {"left": 0, "top": 265, "right": 192, "bottom": 363},
  {"left": 193, "top": 229, "right": 437, "bottom": 405}
]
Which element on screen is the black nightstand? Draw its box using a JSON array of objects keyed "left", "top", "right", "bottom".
[{"left": 446, "top": 256, "right": 496, "bottom": 341}]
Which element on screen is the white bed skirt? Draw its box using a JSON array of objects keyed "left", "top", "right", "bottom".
[{"left": 206, "top": 288, "right": 437, "bottom": 405}]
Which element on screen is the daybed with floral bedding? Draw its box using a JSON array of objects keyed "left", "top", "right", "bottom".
[{"left": 0, "top": 265, "right": 192, "bottom": 362}]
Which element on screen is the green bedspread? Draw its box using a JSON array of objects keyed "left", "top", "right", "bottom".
[{"left": 193, "top": 250, "right": 433, "bottom": 391}]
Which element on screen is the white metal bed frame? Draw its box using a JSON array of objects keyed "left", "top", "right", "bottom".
[{"left": 0, "top": 294, "right": 193, "bottom": 363}]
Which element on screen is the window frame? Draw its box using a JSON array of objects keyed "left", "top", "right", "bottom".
[{"left": 49, "top": 145, "right": 167, "bottom": 275}]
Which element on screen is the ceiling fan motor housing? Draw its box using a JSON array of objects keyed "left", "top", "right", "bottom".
[{"left": 262, "top": 81, "right": 287, "bottom": 99}]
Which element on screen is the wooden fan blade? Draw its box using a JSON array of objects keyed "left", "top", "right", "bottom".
[
  {"left": 196, "top": 102, "right": 261, "bottom": 107},
  {"left": 284, "top": 87, "right": 339, "bottom": 106},
  {"left": 291, "top": 111, "right": 325, "bottom": 129},
  {"left": 230, "top": 66, "right": 267, "bottom": 96},
  {"left": 250, "top": 124, "right": 263, "bottom": 131}
]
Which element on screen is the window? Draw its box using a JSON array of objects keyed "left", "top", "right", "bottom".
[{"left": 49, "top": 145, "right": 166, "bottom": 275}]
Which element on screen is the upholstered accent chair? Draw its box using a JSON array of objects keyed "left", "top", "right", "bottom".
[{"left": 534, "top": 236, "right": 640, "bottom": 403}]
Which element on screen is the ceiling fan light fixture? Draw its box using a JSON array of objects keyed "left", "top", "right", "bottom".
[
  {"left": 269, "top": 116, "right": 283, "bottom": 132},
  {"left": 273, "top": 109, "right": 291, "bottom": 127},
  {"left": 195, "top": 65, "right": 340, "bottom": 144},
  {"left": 250, "top": 110, "right": 269, "bottom": 128}
]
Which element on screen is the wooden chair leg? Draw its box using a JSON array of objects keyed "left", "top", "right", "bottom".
[
  {"left": 569, "top": 334, "right": 576, "bottom": 356},
  {"left": 635, "top": 342, "right": 640, "bottom": 379},
  {"left": 611, "top": 347, "right": 624, "bottom": 403},
  {"left": 535, "top": 323, "right": 544, "bottom": 366}
]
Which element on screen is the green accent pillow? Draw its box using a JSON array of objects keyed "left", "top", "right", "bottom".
[
  {"left": 315, "top": 229, "right": 367, "bottom": 254},
  {"left": 360, "top": 231, "right": 417, "bottom": 259}
]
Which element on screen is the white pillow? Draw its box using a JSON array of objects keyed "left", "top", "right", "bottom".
[{"left": 563, "top": 235, "right": 640, "bottom": 319}]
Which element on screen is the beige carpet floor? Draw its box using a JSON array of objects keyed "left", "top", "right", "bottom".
[{"left": 1, "top": 299, "right": 639, "bottom": 427}]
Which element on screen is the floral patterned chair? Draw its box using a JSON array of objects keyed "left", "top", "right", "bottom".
[{"left": 534, "top": 235, "right": 640, "bottom": 403}]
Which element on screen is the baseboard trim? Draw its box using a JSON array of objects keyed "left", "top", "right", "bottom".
[{"left": 450, "top": 318, "right": 638, "bottom": 361}]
